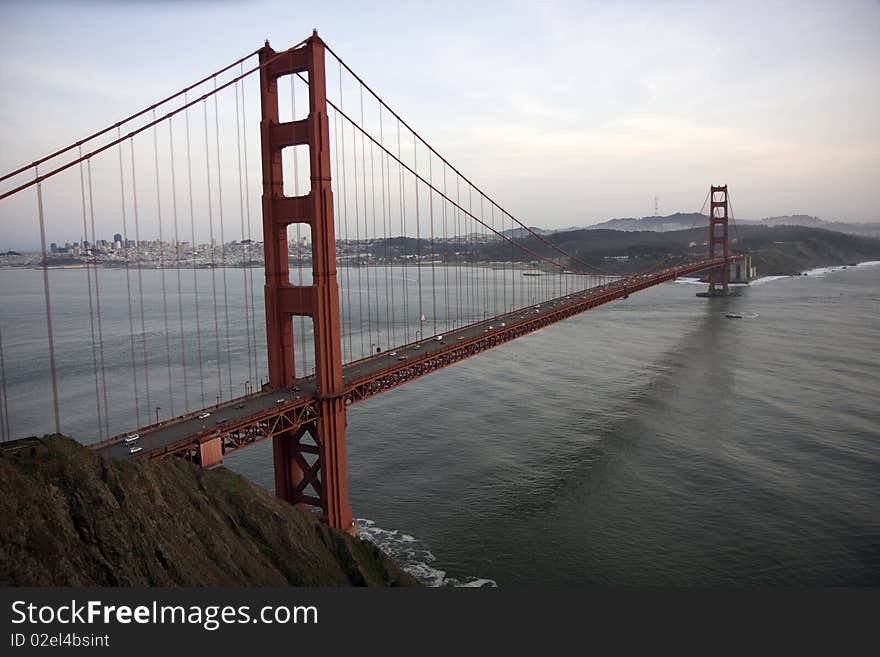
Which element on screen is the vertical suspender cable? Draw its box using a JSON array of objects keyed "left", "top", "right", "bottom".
[
  {"left": 129, "top": 138, "right": 153, "bottom": 419},
  {"left": 117, "top": 136, "right": 142, "bottom": 427},
  {"left": 359, "top": 85, "right": 373, "bottom": 354},
  {"left": 86, "top": 161, "right": 111, "bottom": 439},
  {"left": 481, "top": 195, "right": 488, "bottom": 319},
  {"left": 397, "top": 120, "right": 409, "bottom": 343},
  {"left": 213, "top": 79, "right": 234, "bottom": 393},
  {"left": 203, "top": 101, "right": 223, "bottom": 402},
  {"left": 78, "top": 149, "right": 104, "bottom": 440},
  {"left": 379, "top": 105, "right": 392, "bottom": 349},
  {"left": 0, "top": 325, "right": 9, "bottom": 441},
  {"left": 467, "top": 185, "right": 474, "bottom": 321},
  {"left": 185, "top": 95, "right": 207, "bottom": 407},
  {"left": 240, "top": 66, "right": 260, "bottom": 383},
  {"left": 351, "top": 117, "right": 365, "bottom": 359},
  {"left": 455, "top": 176, "right": 466, "bottom": 326},
  {"left": 330, "top": 107, "right": 346, "bottom": 363},
  {"left": 368, "top": 110, "right": 381, "bottom": 351},
  {"left": 491, "top": 204, "right": 498, "bottom": 317},
  {"left": 428, "top": 152, "right": 437, "bottom": 336},
  {"left": 169, "top": 118, "right": 190, "bottom": 412},
  {"left": 35, "top": 168, "right": 61, "bottom": 434},
  {"left": 412, "top": 134, "right": 424, "bottom": 338},
  {"left": 153, "top": 112, "right": 175, "bottom": 418},
  {"left": 338, "top": 65, "right": 354, "bottom": 363},
  {"left": 442, "top": 162, "right": 450, "bottom": 331}
]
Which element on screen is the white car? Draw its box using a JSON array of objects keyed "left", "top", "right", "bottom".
[
  {"left": 197, "top": 412, "right": 211, "bottom": 419},
  {"left": 128, "top": 446, "right": 143, "bottom": 454},
  {"left": 124, "top": 434, "right": 139, "bottom": 444},
  {"left": 275, "top": 399, "right": 286, "bottom": 404}
]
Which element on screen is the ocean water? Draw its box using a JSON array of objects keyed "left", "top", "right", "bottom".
[{"left": 1, "top": 263, "right": 878, "bottom": 585}]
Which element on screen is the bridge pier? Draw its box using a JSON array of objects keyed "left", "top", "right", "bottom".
[
  {"left": 271, "top": 398, "right": 353, "bottom": 533},
  {"left": 198, "top": 436, "right": 223, "bottom": 468},
  {"left": 260, "top": 32, "right": 354, "bottom": 533}
]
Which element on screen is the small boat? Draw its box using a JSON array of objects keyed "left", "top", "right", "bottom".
[{"left": 725, "top": 312, "right": 743, "bottom": 319}]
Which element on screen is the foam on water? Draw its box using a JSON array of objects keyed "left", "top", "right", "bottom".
[
  {"left": 749, "top": 275, "right": 788, "bottom": 286},
  {"left": 356, "top": 518, "right": 497, "bottom": 587},
  {"left": 672, "top": 260, "right": 878, "bottom": 288},
  {"left": 800, "top": 260, "right": 879, "bottom": 277}
]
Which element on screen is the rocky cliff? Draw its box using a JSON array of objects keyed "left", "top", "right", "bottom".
[{"left": 0, "top": 435, "right": 418, "bottom": 587}]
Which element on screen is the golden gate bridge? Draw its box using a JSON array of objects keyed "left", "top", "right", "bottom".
[{"left": 0, "top": 31, "right": 741, "bottom": 533}]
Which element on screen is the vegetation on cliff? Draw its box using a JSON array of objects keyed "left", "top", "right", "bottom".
[{"left": 0, "top": 435, "right": 418, "bottom": 587}]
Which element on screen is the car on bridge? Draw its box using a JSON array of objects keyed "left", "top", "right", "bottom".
[
  {"left": 197, "top": 412, "right": 211, "bottom": 419},
  {"left": 124, "top": 434, "right": 139, "bottom": 444}
]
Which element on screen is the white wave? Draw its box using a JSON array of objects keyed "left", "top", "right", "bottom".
[
  {"left": 675, "top": 260, "right": 878, "bottom": 289},
  {"left": 749, "top": 275, "right": 788, "bottom": 286},
  {"left": 800, "top": 261, "right": 878, "bottom": 277},
  {"left": 356, "top": 518, "right": 497, "bottom": 587},
  {"left": 802, "top": 265, "right": 841, "bottom": 277}
]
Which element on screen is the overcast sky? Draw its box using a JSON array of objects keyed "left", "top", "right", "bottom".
[{"left": 1, "top": 0, "right": 878, "bottom": 249}]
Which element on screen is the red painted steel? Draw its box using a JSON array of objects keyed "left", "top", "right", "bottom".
[
  {"left": 198, "top": 437, "right": 223, "bottom": 468},
  {"left": 259, "top": 32, "right": 353, "bottom": 532},
  {"left": 708, "top": 185, "right": 730, "bottom": 294},
  {"left": 96, "top": 255, "right": 740, "bottom": 468},
  {"left": 80, "top": 35, "right": 746, "bottom": 538}
]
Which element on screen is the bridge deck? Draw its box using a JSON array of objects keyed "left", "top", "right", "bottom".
[{"left": 92, "top": 257, "right": 733, "bottom": 463}]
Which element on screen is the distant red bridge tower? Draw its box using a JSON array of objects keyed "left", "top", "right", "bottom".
[{"left": 707, "top": 184, "right": 730, "bottom": 294}]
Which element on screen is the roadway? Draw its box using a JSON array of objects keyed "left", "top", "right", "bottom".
[{"left": 93, "top": 258, "right": 730, "bottom": 461}]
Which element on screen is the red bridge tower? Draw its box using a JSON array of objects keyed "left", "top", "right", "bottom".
[
  {"left": 708, "top": 184, "right": 730, "bottom": 294},
  {"left": 259, "top": 33, "right": 354, "bottom": 533}
]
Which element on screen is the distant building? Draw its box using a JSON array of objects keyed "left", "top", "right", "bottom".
[
  {"left": 114, "top": 233, "right": 122, "bottom": 244},
  {"left": 50, "top": 242, "right": 58, "bottom": 253}
]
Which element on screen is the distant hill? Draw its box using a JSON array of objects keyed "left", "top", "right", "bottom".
[
  {"left": 757, "top": 215, "right": 880, "bottom": 238},
  {"left": 500, "top": 226, "right": 551, "bottom": 238},
  {"left": 479, "top": 224, "right": 880, "bottom": 276},
  {"left": 585, "top": 213, "right": 708, "bottom": 233},
  {"left": 586, "top": 213, "right": 880, "bottom": 238}
]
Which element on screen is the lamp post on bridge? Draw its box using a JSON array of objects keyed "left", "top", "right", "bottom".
[{"left": 155, "top": 406, "right": 160, "bottom": 424}]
